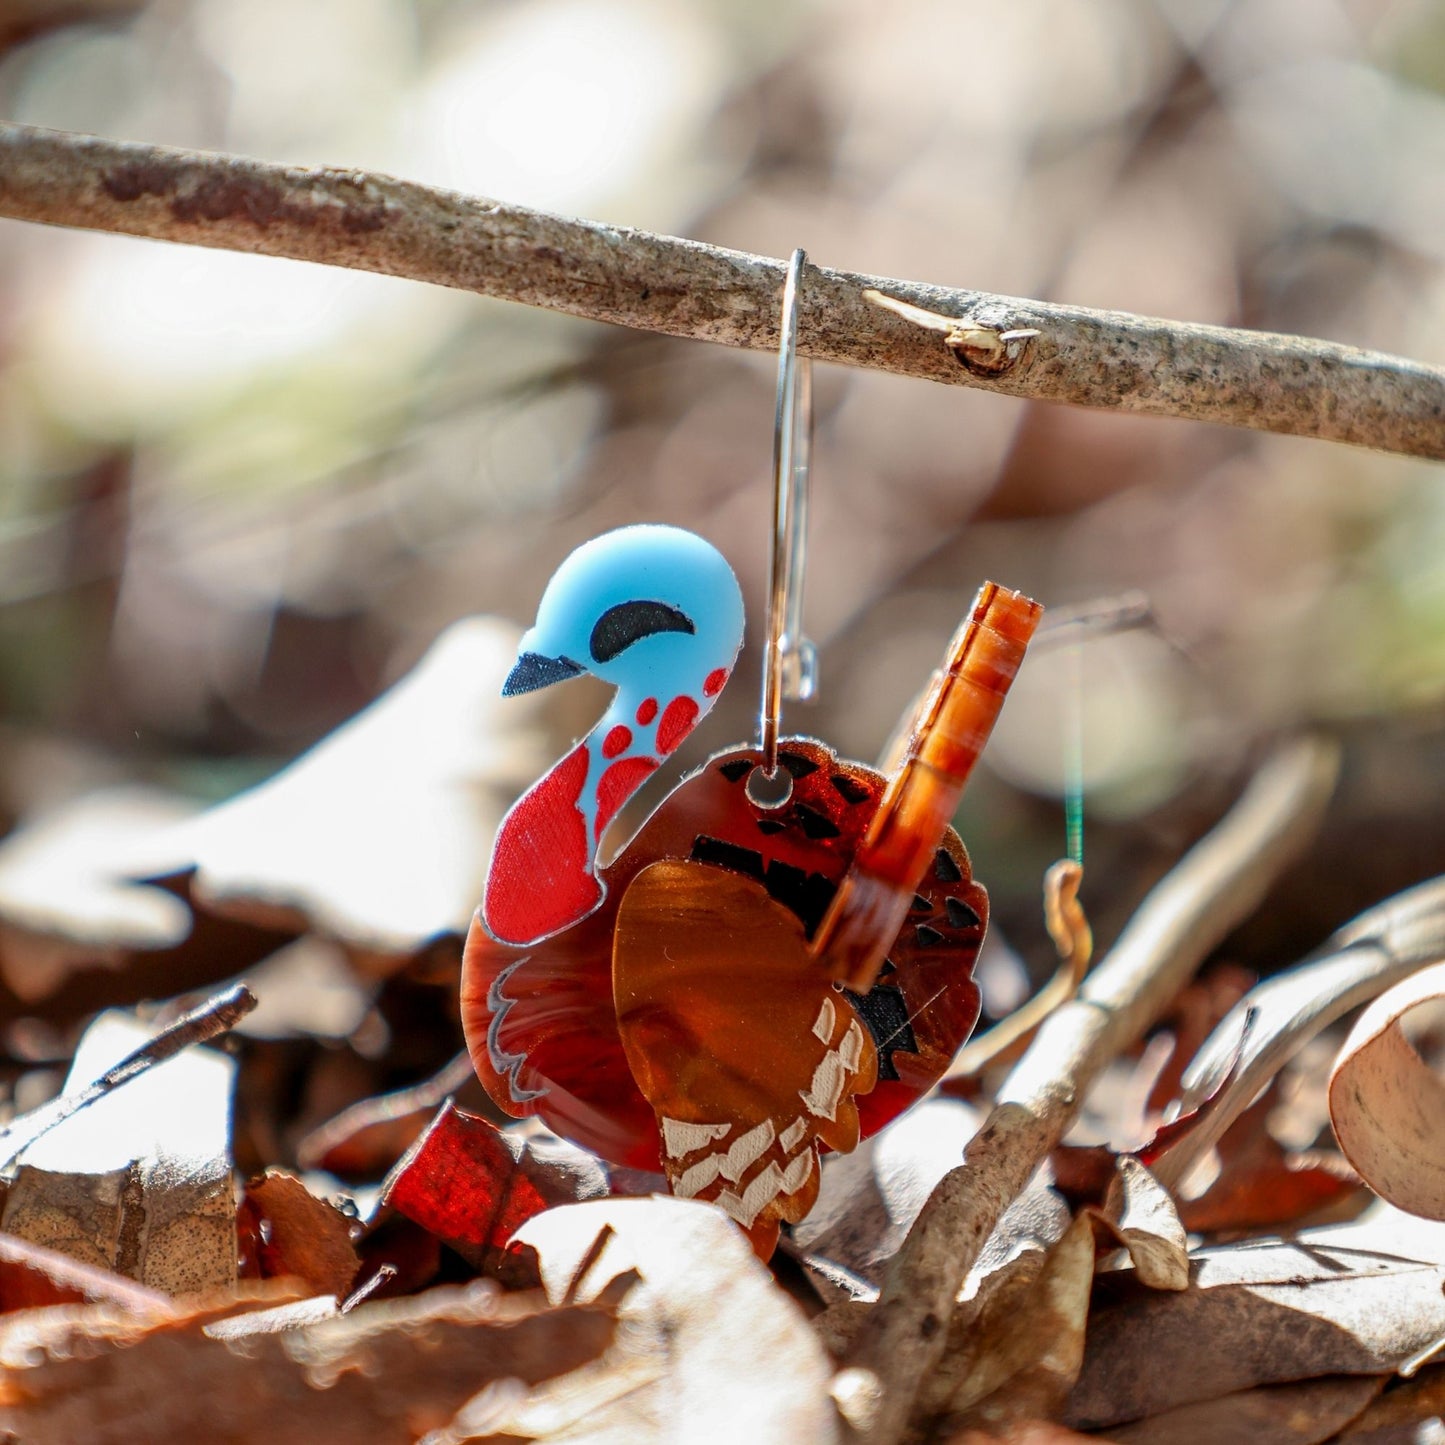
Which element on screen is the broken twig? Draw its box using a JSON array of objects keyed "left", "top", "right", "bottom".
[{"left": 0, "top": 983, "right": 257, "bottom": 1169}]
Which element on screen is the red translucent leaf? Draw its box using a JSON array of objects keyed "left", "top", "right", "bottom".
[{"left": 380, "top": 1102, "right": 606, "bottom": 1270}]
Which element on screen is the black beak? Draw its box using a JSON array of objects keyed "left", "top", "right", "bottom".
[{"left": 503, "top": 651, "right": 585, "bottom": 696}]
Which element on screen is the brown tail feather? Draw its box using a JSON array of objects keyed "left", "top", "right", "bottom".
[{"left": 811, "top": 582, "right": 1043, "bottom": 991}]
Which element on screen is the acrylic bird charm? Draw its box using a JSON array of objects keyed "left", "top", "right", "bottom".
[
  {"left": 462, "top": 524, "right": 1041, "bottom": 1256},
  {"left": 481, "top": 525, "right": 745, "bottom": 948}
]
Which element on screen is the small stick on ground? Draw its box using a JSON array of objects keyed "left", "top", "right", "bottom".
[
  {"left": 841, "top": 736, "right": 1342, "bottom": 1445},
  {"left": 0, "top": 982, "right": 258, "bottom": 1168}
]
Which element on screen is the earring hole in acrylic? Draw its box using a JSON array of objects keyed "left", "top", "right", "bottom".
[{"left": 746, "top": 765, "right": 794, "bottom": 810}]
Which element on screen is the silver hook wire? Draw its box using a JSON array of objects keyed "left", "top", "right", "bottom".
[{"left": 759, "top": 247, "right": 817, "bottom": 778}]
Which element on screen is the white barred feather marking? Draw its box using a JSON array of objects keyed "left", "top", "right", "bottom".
[
  {"left": 812, "top": 996, "right": 837, "bottom": 1043},
  {"left": 661, "top": 1116, "right": 731, "bottom": 1159}
]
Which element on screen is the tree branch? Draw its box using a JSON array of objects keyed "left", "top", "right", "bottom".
[
  {"left": 1, "top": 122, "right": 1442, "bottom": 459},
  {"left": 841, "top": 735, "right": 1342, "bottom": 1445}
]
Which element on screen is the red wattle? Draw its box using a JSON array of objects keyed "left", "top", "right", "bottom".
[
  {"left": 657, "top": 695, "right": 699, "bottom": 754},
  {"left": 484, "top": 744, "right": 600, "bottom": 944},
  {"left": 595, "top": 756, "right": 660, "bottom": 841}
]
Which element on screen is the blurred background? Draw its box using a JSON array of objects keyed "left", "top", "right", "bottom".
[{"left": 0, "top": 0, "right": 1443, "bottom": 1162}]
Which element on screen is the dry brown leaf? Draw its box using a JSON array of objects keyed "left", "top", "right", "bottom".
[
  {"left": 0, "top": 1232, "right": 173, "bottom": 1315},
  {"left": 202, "top": 1292, "right": 342, "bottom": 1338},
  {"left": 297, "top": 1050, "right": 477, "bottom": 1177},
  {"left": 2, "top": 1009, "right": 236, "bottom": 1295},
  {"left": 812, "top": 1296, "right": 872, "bottom": 1358},
  {"left": 1103, "top": 1374, "right": 1384, "bottom": 1445},
  {"left": 1153, "top": 876, "right": 1445, "bottom": 1193},
  {"left": 0, "top": 1279, "right": 615, "bottom": 1444},
  {"left": 1067, "top": 1217, "right": 1445, "bottom": 1430},
  {"left": 238, "top": 1169, "right": 359, "bottom": 1299},
  {"left": 1099, "top": 1157, "right": 1189, "bottom": 1292},
  {"left": 944, "top": 1423, "right": 1101, "bottom": 1445},
  {"left": 1329, "top": 959, "right": 1445, "bottom": 1220},
  {"left": 0, "top": 787, "right": 197, "bottom": 1000},
  {"left": 0, "top": 983, "right": 254, "bottom": 1170},
  {"left": 234, "top": 937, "right": 374, "bottom": 1041},
  {"left": 508, "top": 1196, "right": 843, "bottom": 1443},
  {"left": 1337, "top": 1363, "right": 1445, "bottom": 1440},
  {"left": 1174, "top": 1090, "right": 1360, "bottom": 1235},
  {"left": 180, "top": 617, "right": 550, "bottom": 954},
  {"left": 932, "top": 1212, "right": 1096, "bottom": 1433}
]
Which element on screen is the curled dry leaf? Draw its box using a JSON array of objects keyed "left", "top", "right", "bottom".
[
  {"left": 380, "top": 1101, "right": 608, "bottom": 1280},
  {"left": 1049, "top": 1152, "right": 1191, "bottom": 1286},
  {"left": 1329, "top": 958, "right": 1445, "bottom": 1220},
  {"left": 1153, "top": 875, "right": 1445, "bottom": 1193},
  {"left": 181, "top": 618, "right": 551, "bottom": 954},
  {"left": 2, "top": 1009, "right": 236, "bottom": 1296},
  {"left": 950, "top": 860, "right": 1093, "bottom": 1078},
  {"left": 0, "top": 1279, "right": 616, "bottom": 1445},
  {"left": 1099, "top": 1156, "right": 1189, "bottom": 1292},
  {"left": 510, "top": 1196, "right": 843, "bottom": 1443},
  {"left": 794, "top": 1095, "right": 984, "bottom": 1286}
]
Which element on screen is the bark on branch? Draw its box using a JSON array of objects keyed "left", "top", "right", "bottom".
[{"left": 1, "top": 122, "right": 1443, "bottom": 459}]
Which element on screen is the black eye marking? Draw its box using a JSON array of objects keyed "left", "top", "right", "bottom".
[
  {"left": 718, "top": 758, "right": 754, "bottom": 783},
  {"left": 590, "top": 600, "right": 695, "bottom": 664}
]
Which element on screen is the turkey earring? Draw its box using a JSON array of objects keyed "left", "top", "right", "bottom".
[{"left": 460, "top": 250, "right": 1045, "bottom": 1258}]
